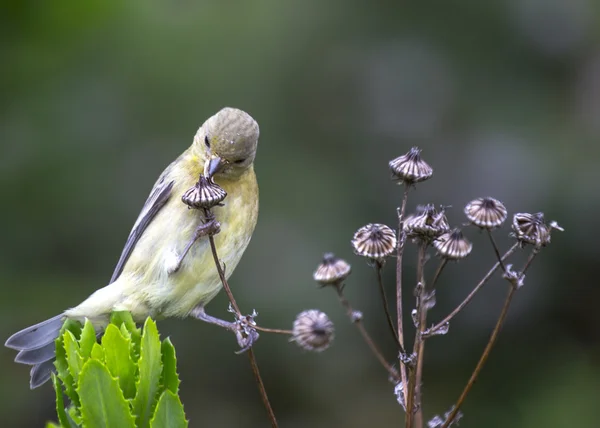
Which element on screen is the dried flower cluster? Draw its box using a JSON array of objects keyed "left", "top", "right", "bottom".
[{"left": 298, "top": 146, "right": 563, "bottom": 428}]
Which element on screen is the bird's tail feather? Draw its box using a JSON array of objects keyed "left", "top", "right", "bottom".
[{"left": 5, "top": 314, "right": 64, "bottom": 389}]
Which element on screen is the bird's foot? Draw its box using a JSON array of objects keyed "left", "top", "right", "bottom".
[
  {"left": 199, "top": 212, "right": 221, "bottom": 237},
  {"left": 190, "top": 305, "right": 259, "bottom": 352},
  {"left": 167, "top": 218, "right": 221, "bottom": 275},
  {"left": 231, "top": 306, "right": 259, "bottom": 353}
]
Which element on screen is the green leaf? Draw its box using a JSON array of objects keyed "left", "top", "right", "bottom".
[
  {"left": 132, "top": 318, "right": 163, "bottom": 428},
  {"left": 112, "top": 311, "right": 142, "bottom": 360},
  {"left": 111, "top": 311, "right": 140, "bottom": 338},
  {"left": 61, "top": 319, "right": 83, "bottom": 340},
  {"left": 79, "top": 319, "right": 97, "bottom": 360},
  {"left": 54, "top": 335, "right": 73, "bottom": 398},
  {"left": 90, "top": 342, "right": 105, "bottom": 362},
  {"left": 52, "top": 374, "right": 72, "bottom": 428},
  {"left": 78, "top": 360, "right": 135, "bottom": 428},
  {"left": 46, "top": 423, "right": 61, "bottom": 428},
  {"left": 102, "top": 324, "right": 136, "bottom": 399},
  {"left": 63, "top": 330, "right": 84, "bottom": 384},
  {"left": 149, "top": 390, "right": 188, "bottom": 428},
  {"left": 160, "top": 338, "right": 180, "bottom": 394},
  {"left": 68, "top": 407, "right": 82, "bottom": 426},
  {"left": 55, "top": 332, "right": 79, "bottom": 407}
]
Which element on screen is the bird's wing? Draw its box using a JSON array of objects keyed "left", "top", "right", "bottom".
[{"left": 110, "top": 174, "right": 175, "bottom": 284}]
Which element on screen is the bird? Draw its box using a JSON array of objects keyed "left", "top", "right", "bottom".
[{"left": 5, "top": 107, "right": 260, "bottom": 389}]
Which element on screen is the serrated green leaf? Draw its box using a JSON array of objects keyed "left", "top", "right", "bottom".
[
  {"left": 52, "top": 374, "right": 72, "bottom": 428},
  {"left": 68, "top": 407, "right": 82, "bottom": 426},
  {"left": 78, "top": 360, "right": 135, "bottom": 428},
  {"left": 149, "top": 390, "right": 188, "bottom": 428},
  {"left": 160, "top": 338, "right": 180, "bottom": 394},
  {"left": 112, "top": 311, "right": 142, "bottom": 358},
  {"left": 132, "top": 318, "right": 163, "bottom": 428},
  {"left": 63, "top": 331, "right": 84, "bottom": 384},
  {"left": 90, "top": 342, "right": 105, "bottom": 362},
  {"left": 54, "top": 335, "right": 72, "bottom": 396},
  {"left": 61, "top": 319, "right": 83, "bottom": 340},
  {"left": 111, "top": 311, "right": 139, "bottom": 336},
  {"left": 45, "top": 423, "right": 61, "bottom": 428},
  {"left": 55, "top": 332, "right": 79, "bottom": 407},
  {"left": 120, "top": 323, "right": 131, "bottom": 340},
  {"left": 102, "top": 324, "right": 136, "bottom": 399},
  {"left": 79, "top": 319, "right": 97, "bottom": 360}
]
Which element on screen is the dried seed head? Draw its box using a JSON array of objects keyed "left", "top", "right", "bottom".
[
  {"left": 511, "top": 212, "right": 562, "bottom": 248},
  {"left": 464, "top": 197, "right": 507, "bottom": 229},
  {"left": 313, "top": 253, "right": 351, "bottom": 286},
  {"left": 351, "top": 223, "right": 397, "bottom": 260},
  {"left": 434, "top": 229, "right": 473, "bottom": 260},
  {"left": 182, "top": 175, "right": 227, "bottom": 209},
  {"left": 389, "top": 147, "right": 433, "bottom": 184},
  {"left": 405, "top": 204, "right": 450, "bottom": 241},
  {"left": 291, "top": 310, "right": 334, "bottom": 352}
]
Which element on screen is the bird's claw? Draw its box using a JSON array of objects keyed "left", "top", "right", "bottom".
[
  {"left": 196, "top": 217, "right": 221, "bottom": 238},
  {"left": 231, "top": 308, "right": 259, "bottom": 353}
]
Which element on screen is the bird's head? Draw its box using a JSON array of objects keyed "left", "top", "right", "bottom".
[{"left": 194, "top": 107, "right": 259, "bottom": 180}]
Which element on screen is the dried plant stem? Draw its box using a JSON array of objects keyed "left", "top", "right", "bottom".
[
  {"left": 406, "top": 243, "right": 428, "bottom": 428},
  {"left": 375, "top": 262, "right": 403, "bottom": 351},
  {"left": 430, "top": 259, "right": 448, "bottom": 289},
  {"left": 486, "top": 230, "right": 507, "bottom": 272},
  {"left": 336, "top": 287, "right": 400, "bottom": 381},
  {"left": 396, "top": 185, "right": 411, "bottom": 406},
  {"left": 430, "top": 243, "right": 519, "bottom": 333},
  {"left": 521, "top": 249, "right": 539, "bottom": 274},
  {"left": 206, "top": 215, "right": 278, "bottom": 428},
  {"left": 254, "top": 325, "right": 293, "bottom": 335},
  {"left": 441, "top": 284, "right": 516, "bottom": 428}
]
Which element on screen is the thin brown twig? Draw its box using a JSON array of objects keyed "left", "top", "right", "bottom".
[
  {"left": 430, "top": 243, "right": 519, "bottom": 334},
  {"left": 441, "top": 284, "right": 516, "bottom": 428},
  {"left": 254, "top": 325, "right": 293, "bottom": 335},
  {"left": 430, "top": 259, "right": 448, "bottom": 290},
  {"left": 521, "top": 249, "right": 539, "bottom": 274},
  {"left": 336, "top": 287, "right": 400, "bottom": 381},
  {"left": 396, "top": 185, "right": 411, "bottom": 409},
  {"left": 206, "top": 221, "right": 278, "bottom": 428},
  {"left": 409, "top": 258, "right": 447, "bottom": 428},
  {"left": 375, "top": 261, "right": 404, "bottom": 352},
  {"left": 486, "top": 230, "right": 507, "bottom": 272},
  {"left": 442, "top": 246, "right": 539, "bottom": 427},
  {"left": 406, "top": 243, "right": 428, "bottom": 428}
]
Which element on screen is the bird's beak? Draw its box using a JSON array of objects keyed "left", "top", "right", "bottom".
[{"left": 204, "top": 155, "right": 224, "bottom": 178}]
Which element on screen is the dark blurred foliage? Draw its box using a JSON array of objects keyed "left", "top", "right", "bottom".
[{"left": 1, "top": 0, "right": 599, "bottom": 426}]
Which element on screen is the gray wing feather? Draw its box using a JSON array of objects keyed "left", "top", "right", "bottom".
[{"left": 110, "top": 176, "right": 175, "bottom": 283}]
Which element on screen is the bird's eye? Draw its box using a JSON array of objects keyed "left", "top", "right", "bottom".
[
  {"left": 204, "top": 135, "right": 210, "bottom": 148},
  {"left": 234, "top": 158, "right": 246, "bottom": 164}
]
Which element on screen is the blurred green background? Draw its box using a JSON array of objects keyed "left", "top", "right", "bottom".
[{"left": 1, "top": 0, "right": 599, "bottom": 426}]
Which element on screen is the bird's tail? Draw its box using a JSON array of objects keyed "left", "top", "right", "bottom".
[{"left": 5, "top": 314, "right": 64, "bottom": 389}]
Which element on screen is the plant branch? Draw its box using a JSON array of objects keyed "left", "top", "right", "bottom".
[
  {"left": 486, "top": 230, "right": 507, "bottom": 272},
  {"left": 406, "top": 243, "right": 428, "bottom": 428},
  {"left": 335, "top": 287, "right": 400, "bottom": 381},
  {"left": 430, "top": 243, "right": 519, "bottom": 334},
  {"left": 253, "top": 325, "right": 293, "bottom": 335},
  {"left": 375, "top": 261, "right": 403, "bottom": 352},
  {"left": 441, "top": 284, "right": 516, "bottom": 428},
  {"left": 205, "top": 208, "right": 278, "bottom": 428},
  {"left": 396, "top": 185, "right": 411, "bottom": 408}
]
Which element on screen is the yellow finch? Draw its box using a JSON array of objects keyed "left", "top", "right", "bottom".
[{"left": 5, "top": 107, "right": 260, "bottom": 388}]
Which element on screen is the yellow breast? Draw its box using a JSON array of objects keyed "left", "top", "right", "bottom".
[{"left": 116, "top": 157, "right": 259, "bottom": 319}]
